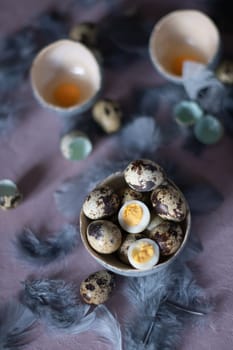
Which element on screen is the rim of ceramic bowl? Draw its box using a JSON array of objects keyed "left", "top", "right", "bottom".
[{"left": 79, "top": 171, "right": 191, "bottom": 277}]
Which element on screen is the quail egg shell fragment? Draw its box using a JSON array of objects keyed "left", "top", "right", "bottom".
[
  {"left": 147, "top": 221, "right": 183, "bottom": 256},
  {"left": 80, "top": 270, "right": 115, "bottom": 305},
  {"left": 128, "top": 238, "right": 160, "bottom": 270},
  {"left": 87, "top": 220, "right": 122, "bottom": 254},
  {"left": 151, "top": 183, "right": 187, "bottom": 222},
  {"left": 0, "top": 179, "right": 22, "bottom": 210},
  {"left": 118, "top": 200, "right": 150, "bottom": 234},
  {"left": 117, "top": 233, "right": 144, "bottom": 265},
  {"left": 83, "top": 186, "right": 120, "bottom": 220},
  {"left": 124, "top": 159, "right": 165, "bottom": 192}
]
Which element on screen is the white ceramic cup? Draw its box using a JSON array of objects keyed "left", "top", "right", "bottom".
[
  {"left": 149, "top": 10, "right": 220, "bottom": 83},
  {"left": 30, "top": 40, "right": 102, "bottom": 115}
]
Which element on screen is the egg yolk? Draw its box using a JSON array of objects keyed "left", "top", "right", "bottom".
[
  {"left": 132, "top": 242, "right": 155, "bottom": 263},
  {"left": 123, "top": 203, "right": 143, "bottom": 227},
  {"left": 53, "top": 82, "right": 81, "bottom": 107},
  {"left": 171, "top": 54, "right": 205, "bottom": 76}
]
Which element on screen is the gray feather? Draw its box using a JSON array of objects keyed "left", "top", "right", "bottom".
[
  {"left": 122, "top": 240, "right": 212, "bottom": 350},
  {"left": 0, "top": 301, "right": 37, "bottom": 350},
  {"left": 69, "top": 305, "right": 122, "bottom": 350},
  {"left": 21, "top": 279, "right": 89, "bottom": 328},
  {"left": 183, "top": 62, "right": 225, "bottom": 114},
  {"left": 16, "top": 224, "right": 79, "bottom": 264},
  {"left": 115, "top": 116, "right": 162, "bottom": 159},
  {"left": 54, "top": 160, "right": 127, "bottom": 219}
]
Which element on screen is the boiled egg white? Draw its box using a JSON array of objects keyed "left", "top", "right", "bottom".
[
  {"left": 128, "top": 238, "right": 160, "bottom": 270},
  {"left": 118, "top": 200, "right": 150, "bottom": 234}
]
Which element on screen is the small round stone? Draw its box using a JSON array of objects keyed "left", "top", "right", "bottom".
[
  {"left": 87, "top": 220, "right": 122, "bottom": 254},
  {"left": 80, "top": 270, "right": 115, "bottom": 305},
  {"left": 92, "top": 99, "right": 122, "bottom": 133},
  {"left": 69, "top": 22, "right": 98, "bottom": 47},
  {"left": 147, "top": 221, "right": 183, "bottom": 256},
  {"left": 151, "top": 183, "right": 187, "bottom": 222},
  {"left": 124, "top": 159, "right": 165, "bottom": 192},
  {"left": 0, "top": 179, "right": 22, "bottom": 210},
  {"left": 83, "top": 186, "right": 120, "bottom": 220}
]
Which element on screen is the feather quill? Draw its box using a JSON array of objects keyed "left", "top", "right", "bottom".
[
  {"left": 0, "top": 301, "right": 38, "bottom": 350},
  {"left": 16, "top": 224, "right": 79, "bottom": 264}
]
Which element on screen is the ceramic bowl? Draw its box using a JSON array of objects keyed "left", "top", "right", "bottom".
[
  {"left": 149, "top": 10, "right": 220, "bottom": 83},
  {"left": 30, "top": 39, "right": 102, "bottom": 115},
  {"left": 80, "top": 172, "right": 191, "bottom": 277}
]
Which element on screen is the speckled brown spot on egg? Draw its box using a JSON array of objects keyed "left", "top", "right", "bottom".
[{"left": 80, "top": 270, "right": 115, "bottom": 305}]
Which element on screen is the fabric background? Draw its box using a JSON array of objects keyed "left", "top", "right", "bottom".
[{"left": 0, "top": 0, "right": 233, "bottom": 349}]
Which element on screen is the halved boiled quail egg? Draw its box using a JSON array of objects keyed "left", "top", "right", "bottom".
[
  {"left": 128, "top": 238, "right": 160, "bottom": 270},
  {"left": 118, "top": 200, "right": 150, "bottom": 234}
]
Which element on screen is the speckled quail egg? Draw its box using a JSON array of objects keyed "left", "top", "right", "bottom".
[
  {"left": 146, "top": 212, "right": 164, "bottom": 234},
  {"left": 83, "top": 186, "right": 120, "bottom": 220},
  {"left": 87, "top": 220, "right": 122, "bottom": 253},
  {"left": 92, "top": 99, "right": 122, "bottom": 133},
  {"left": 0, "top": 179, "right": 22, "bottom": 210},
  {"left": 147, "top": 221, "right": 183, "bottom": 256},
  {"left": 124, "top": 159, "right": 165, "bottom": 192},
  {"left": 216, "top": 60, "right": 233, "bottom": 84},
  {"left": 151, "top": 183, "right": 187, "bottom": 222},
  {"left": 127, "top": 238, "right": 160, "bottom": 270},
  {"left": 69, "top": 22, "right": 98, "bottom": 47},
  {"left": 118, "top": 200, "right": 150, "bottom": 234},
  {"left": 120, "top": 186, "right": 146, "bottom": 204},
  {"left": 80, "top": 270, "right": 115, "bottom": 305},
  {"left": 117, "top": 233, "right": 144, "bottom": 264}
]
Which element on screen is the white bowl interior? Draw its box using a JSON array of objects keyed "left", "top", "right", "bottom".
[
  {"left": 80, "top": 172, "right": 191, "bottom": 277},
  {"left": 31, "top": 40, "right": 101, "bottom": 111},
  {"left": 149, "top": 10, "right": 220, "bottom": 82}
]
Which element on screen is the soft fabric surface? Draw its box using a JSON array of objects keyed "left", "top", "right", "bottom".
[{"left": 0, "top": 1, "right": 233, "bottom": 349}]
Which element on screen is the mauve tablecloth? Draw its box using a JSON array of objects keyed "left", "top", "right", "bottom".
[{"left": 0, "top": 1, "right": 233, "bottom": 349}]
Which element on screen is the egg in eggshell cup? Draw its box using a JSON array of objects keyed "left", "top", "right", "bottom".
[
  {"left": 30, "top": 40, "right": 102, "bottom": 116},
  {"left": 80, "top": 160, "right": 191, "bottom": 277}
]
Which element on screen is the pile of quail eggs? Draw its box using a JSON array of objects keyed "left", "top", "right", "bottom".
[{"left": 81, "top": 159, "right": 188, "bottom": 271}]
